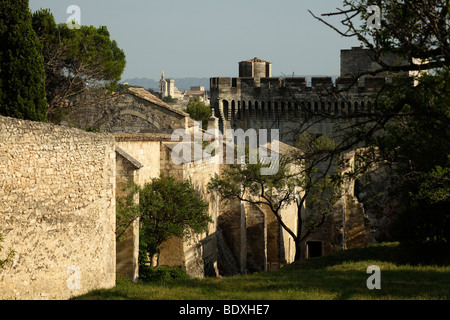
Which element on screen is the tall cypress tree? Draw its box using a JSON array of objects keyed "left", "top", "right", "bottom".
[{"left": 0, "top": 0, "right": 48, "bottom": 121}]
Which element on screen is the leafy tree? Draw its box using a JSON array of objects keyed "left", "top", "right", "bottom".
[
  {"left": 138, "top": 176, "right": 211, "bottom": 267},
  {"left": 0, "top": 0, "right": 48, "bottom": 121},
  {"left": 208, "top": 134, "right": 343, "bottom": 261},
  {"left": 116, "top": 181, "right": 141, "bottom": 241},
  {"left": 371, "top": 68, "right": 450, "bottom": 244},
  {"left": 308, "top": 0, "right": 450, "bottom": 245},
  {"left": 185, "top": 97, "right": 212, "bottom": 130},
  {"left": 162, "top": 95, "right": 177, "bottom": 103},
  {"left": 115, "top": 83, "right": 143, "bottom": 92},
  {"left": 31, "top": 9, "right": 126, "bottom": 121},
  {"left": 309, "top": 0, "right": 449, "bottom": 73}
]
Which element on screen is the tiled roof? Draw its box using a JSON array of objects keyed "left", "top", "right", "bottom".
[
  {"left": 126, "top": 87, "right": 189, "bottom": 117},
  {"left": 185, "top": 91, "right": 205, "bottom": 96},
  {"left": 113, "top": 132, "right": 173, "bottom": 142},
  {"left": 240, "top": 57, "right": 272, "bottom": 64}
]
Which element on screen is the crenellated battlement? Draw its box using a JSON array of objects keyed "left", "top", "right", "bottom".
[
  {"left": 210, "top": 75, "right": 396, "bottom": 94},
  {"left": 209, "top": 50, "right": 416, "bottom": 142}
]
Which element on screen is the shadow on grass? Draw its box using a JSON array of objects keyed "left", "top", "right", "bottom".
[
  {"left": 72, "top": 243, "right": 450, "bottom": 300},
  {"left": 288, "top": 242, "right": 450, "bottom": 271},
  {"left": 164, "top": 265, "right": 450, "bottom": 300}
]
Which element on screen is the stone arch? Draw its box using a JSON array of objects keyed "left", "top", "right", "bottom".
[
  {"left": 274, "top": 101, "right": 279, "bottom": 120},
  {"left": 241, "top": 100, "right": 246, "bottom": 121},
  {"left": 118, "top": 109, "right": 162, "bottom": 131},
  {"left": 287, "top": 102, "right": 293, "bottom": 119},
  {"left": 261, "top": 101, "right": 266, "bottom": 120},
  {"left": 223, "top": 99, "right": 229, "bottom": 121},
  {"left": 341, "top": 101, "right": 346, "bottom": 115},
  {"left": 347, "top": 101, "right": 353, "bottom": 114},
  {"left": 267, "top": 101, "right": 273, "bottom": 120}
]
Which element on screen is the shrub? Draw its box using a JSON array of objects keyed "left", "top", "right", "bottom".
[{"left": 139, "top": 265, "right": 188, "bottom": 283}]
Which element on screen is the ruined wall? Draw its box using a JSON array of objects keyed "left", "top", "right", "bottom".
[{"left": 0, "top": 116, "right": 116, "bottom": 300}]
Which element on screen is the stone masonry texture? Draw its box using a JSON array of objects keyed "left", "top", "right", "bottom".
[{"left": 0, "top": 115, "right": 116, "bottom": 300}]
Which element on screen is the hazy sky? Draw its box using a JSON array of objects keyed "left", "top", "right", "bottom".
[{"left": 29, "top": 0, "right": 361, "bottom": 80}]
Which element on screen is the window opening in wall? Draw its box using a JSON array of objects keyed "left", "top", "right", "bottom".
[{"left": 306, "top": 241, "right": 322, "bottom": 258}]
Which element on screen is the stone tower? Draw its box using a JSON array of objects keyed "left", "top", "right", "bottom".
[
  {"left": 158, "top": 70, "right": 168, "bottom": 98},
  {"left": 239, "top": 57, "right": 272, "bottom": 85}
]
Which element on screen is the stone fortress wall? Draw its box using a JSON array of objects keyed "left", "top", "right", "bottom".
[
  {"left": 0, "top": 47, "right": 395, "bottom": 299},
  {"left": 0, "top": 116, "right": 116, "bottom": 300},
  {"left": 210, "top": 47, "right": 412, "bottom": 143}
]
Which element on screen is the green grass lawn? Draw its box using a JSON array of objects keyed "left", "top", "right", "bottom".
[{"left": 73, "top": 242, "right": 450, "bottom": 300}]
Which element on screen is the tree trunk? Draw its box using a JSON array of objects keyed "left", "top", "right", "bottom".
[{"left": 294, "top": 239, "right": 302, "bottom": 261}]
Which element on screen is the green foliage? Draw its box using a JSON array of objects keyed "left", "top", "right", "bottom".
[
  {"left": 208, "top": 134, "right": 343, "bottom": 260},
  {"left": 313, "top": 1, "right": 450, "bottom": 246},
  {"left": 185, "top": 97, "right": 212, "bottom": 130},
  {"left": 0, "top": 0, "right": 48, "bottom": 121},
  {"left": 366, "top": 68, "right": 450, "bottom": 244},
  {"left": 31, "top": 8, "right": 126, "bottom": 121},
  {"left": 73, "top": 242, "right": 450, "bottom": 301},
  {"left": 324, "top": 0, "right": 449, "bottom": 71},
  {"left": 115, "top": 83, "right": 143, "bottom": 92},
  {"left": 137, "top": 176, "right": 211, "bottom": 267},
  {"left": 162, "top": 95, "right": 177, "bottom": 103},
  {"left": 115, "top": 181, "right": 141, "bottom": 241},
  {"left": 138, "top": 265, "right": 188, "bottom": 283},
  {"left": 83, "top": 127, "right": 102, "bottom": 133},
  {"left": 0, "top": 233, "right": 15, "bottom": 270},
  {"left": 115, "top": 177, "right": 211, "bottom": 268}
]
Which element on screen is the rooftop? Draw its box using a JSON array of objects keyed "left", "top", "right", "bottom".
[
  {"left": 126, "top": 87, "right": 189, "bottom": 117},
  {"left": 113, "top": 132, "right": 173, "bottom": 142},
  {"left": 240, "top": 57, "right": 272, "bottom": 64}
]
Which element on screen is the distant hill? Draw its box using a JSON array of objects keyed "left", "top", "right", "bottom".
[{"left": 123, "top": 77, "right": 211, "bottom": 92}]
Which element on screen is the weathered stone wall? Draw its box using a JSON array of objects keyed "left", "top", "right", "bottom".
[
  {"left": 340, "top": 46, "right": 409, "bottom": 78},
  {"left": 0, "top": 116, "right": 116, "bottom": 300},
  {"left": 209, "top": 48, "right": 414, "bottom": 145},
  {"left": 160, "top": 142, "right": 220, "bottom": 278},
  {"left": 114, "top": 135, "right": 220, "bottom": 278},
  {"left": 300, "top": 151, "right": 376, "bottom": 259},
  {"left": 244, "top": 203, "right": 266, "bottom": 273},
  {"left": 217, "top": 198, "right": 245, "bottom": 275},
  {"left": 114, "top": 134, "right": 168, "bottom": 280},
  {"left": 115, "top": 147, "right": 142, "bottom": 282},
  {"left": 64, "top": 88, "right": 189, "bottom": 135},
  {"left": 114, "top": 133, "right": 166, "bottom": 185}
]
